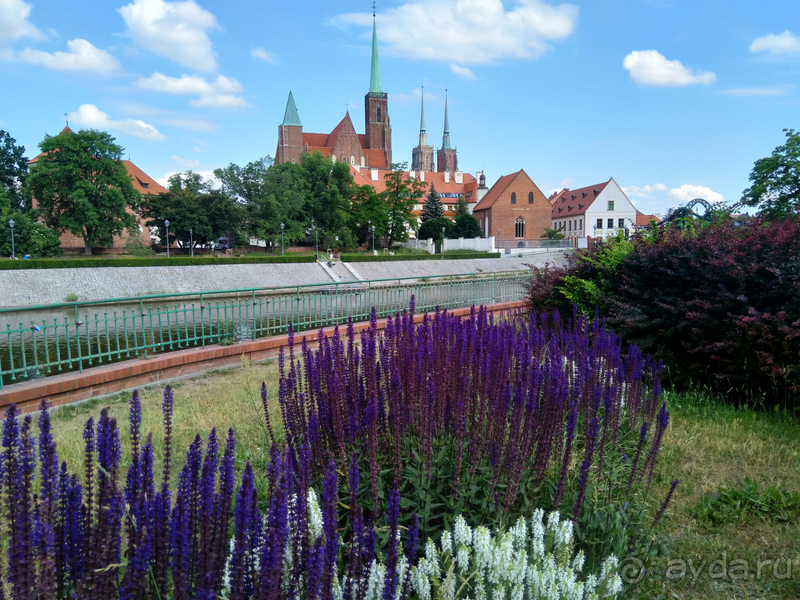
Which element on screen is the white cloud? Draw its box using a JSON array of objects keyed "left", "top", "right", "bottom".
[
  {"left": 0, "top": 0, "right": 43, "bottom": 42},
  {"left": 136, "top": 72, "right": 248, "bottom": 108},
  {"left": 750, "top": 30, "right": 800, "bottom": 55},
  {"left": 69, "top": 104, "right": 166, "bottom": 140},
  {"left": 250, "top": 47, "right": 276, "bottom": 63},
  {"left": 172, "top": 155, "right": 200, "bottom": 169},
  {"left": 332, "top": 0, "right": 577, "bottom": 64},
  {"left": 623, "top": 50, "right": 715, "bottom": 86},
  {"left": 450, "top": 63, "right": 476, "bottom": 80},
  {"left": 16, "top": 39, "right": 120, "bottom": 73},
  {"left": 668, "top": 184, "right": 723, "bottom": 204},
  {"left": 118, "top": 0, "right": 219, "bottom": 72},
  {"left": 722, "top": 86, "right": 790, "bottom": 97},
  {"left": 156, "top": 169, "right": 218, "bottom": 188},
  {"left": 622, "top": 183, "right": 667, "bottom": 197}
]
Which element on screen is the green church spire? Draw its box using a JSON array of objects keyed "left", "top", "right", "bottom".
[
  {"left": 282, "top": 91, "right": 301, "bottom": 127},
  {"left": 442, "top": 89, "right": 452, "bottom": 150},
  {"left": 369, "top": 12, "right": 383, "bottom": 94},
  {"left": 418, "top": 86, "right": 428, "bottom": 147}
]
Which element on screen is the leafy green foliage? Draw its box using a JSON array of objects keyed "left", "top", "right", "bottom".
[
  {"left": 140, "top": 170, "right": 243, "bottom": 253},
  {"left": 349, "top": 184, "right": 388, "bottom": 245},
  {"left": 0, "top": 208, "right": 62, "bottom": 258},
  {"left": 540, "top": 227, "right": 566, "bottom": 240},
  {"left": 451, "top": 196, "right": 483, "bottom": 238},
  {"left": 418, "top": 216, "right": 454, "bottom": 243},
  {"left": 382, "top": 163, "right": 425, "bottom": 246},
  {"left": 26, "top": 129, "right": 140, "bottom": 254},
  {"left": 692, "top": 478, "right": 800, "bottom": 526},
  {"left": 0, "top": 254, "right": 316, "bottom": 270},
  {"left": 0, "top": 129, "right": 29, "bottom": 210},
  {"left": 742, "top": 128, "right": 800, "bottom": 219}
]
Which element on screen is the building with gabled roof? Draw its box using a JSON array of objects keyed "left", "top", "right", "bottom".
[{"left": 472, "top": 169, "right": 551, "bottom": 243}]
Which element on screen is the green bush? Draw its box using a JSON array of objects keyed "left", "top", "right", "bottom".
[
  {"left": 341, "top": 252, "right": 500, "bottom": 262},
  {"left": 0, "top": 254, "right": 317, "bottom": 269}
]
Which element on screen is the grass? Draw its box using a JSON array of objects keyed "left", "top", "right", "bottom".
[
  {"left": 43, "top": 362, "right": 800, "bottom": 599},
  {"left": 636, "top": 388, "right": 800, "bottom": 599}
]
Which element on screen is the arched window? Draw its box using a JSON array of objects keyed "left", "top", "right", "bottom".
[
  {"left": 377, "top": 106, "right": 382, "bottom": 122},
  {"left": 351, "top": 156, "right": 355, "bottom": 165},
  {"left": 528, "top": 192, "right": 534, "bottom": 204},
  {"left": 361, "top": 156, "right": 366, "bottom": 167},
  {"left": 515, "top": 217, "right": 525, "bottom": 238},
  {"left": 511, "top": 192, "right": 517, "bottom": 204}
]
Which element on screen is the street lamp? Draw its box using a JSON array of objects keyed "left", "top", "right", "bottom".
[
  {"left": 8, "top": 219, "right": 15, "bottom": 260},
  {"left": 189, "top": 228, "right": 193, "bottom": 257},
  {"left": 280, "top": 222, "right": 285, "bottom": 257},
  {"left": 334, "top": 235, "right": 338, "bottom": 259},
  {"left": 441, "top": 226, "right": 446, "bottom": 260},
  {"left": 164, "top": 219, "right": 170, "bottom": 258},
  {"left": 371, "top": 225, "right": 375, "bottom": 255}
]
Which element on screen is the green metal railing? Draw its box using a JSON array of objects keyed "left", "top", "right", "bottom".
[{"left": 0, "top": 271, "right": 529, "bottom": 388}]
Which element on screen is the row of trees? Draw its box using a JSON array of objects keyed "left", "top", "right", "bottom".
[{"left": 2, "top": 126, "right": 798, "bottom": 257}]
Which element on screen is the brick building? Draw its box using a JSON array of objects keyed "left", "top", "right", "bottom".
[
  {"left": 28, "top": 126, "right": 167, "bottom": 253},
  {"left": 472, "top": 170, "right": 551, "bottom": 243},
  {"left": 275, "top": 15, "right": 391, "bottom": 170}
]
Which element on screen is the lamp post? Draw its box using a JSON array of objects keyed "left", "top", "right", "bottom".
[
  {"left": 497, "top": 228, "right": 500, "bottom": 253},
  {"left": 189, "top": 228, "right": 193, "bottom": 257},
  {"left": 371, "top": 225, "right": 375, "bottom": 255},
  {"left": 441, "top": 226, "right": 445, "bottom": 260},
  {"left": 280, "top": 222, "right": 284, "bottom": 257},
  {"left": 334, "top": 235, "right": 338, "bottom": 259},
  {"left": 8, "top": 219, "right": 15, "bottom": 260},
  {"left": 164, "top": 219, "right": 170, "bottom": 258}
]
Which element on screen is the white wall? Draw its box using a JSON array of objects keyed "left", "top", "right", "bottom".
[{"left": 441, "top": 237, "right": 495, "bottom": 253}]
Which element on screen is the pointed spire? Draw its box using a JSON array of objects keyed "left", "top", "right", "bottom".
[
  {"left": 369, "top": 10, "right": 383, "bottom": 94},
  {"left": 442, "top": 89, "right": 452, "bottom": 150},
  {"left": 282, "top": 91, "right": 302, "bottom": 127},
  {"left": 418, "top": 86, "right": 428, "bottom": 147}
]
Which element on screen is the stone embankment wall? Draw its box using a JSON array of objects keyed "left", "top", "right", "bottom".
[{"left": 0, "top": 251, "right": 567, "bottom": 308}]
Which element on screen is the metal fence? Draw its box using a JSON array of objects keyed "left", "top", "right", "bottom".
[
  {"left": 496, "top": 239, "right": 572, "bottom": 252},
  {"left": 0, "top": 270, "right": 530, "bottom": 388}
]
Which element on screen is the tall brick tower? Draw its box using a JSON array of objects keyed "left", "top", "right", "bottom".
[
  {"left": 411, "top": 86, "right": 434, "bottom": 172},
  {"left": 437, "top": 91, "right": 457, "bottom": 173},
  {"left": 364, "top": 11, "right": 392, "bottom": 168},
  {"left": 276, "top": 91, "right": 303, "bottom": 164}
]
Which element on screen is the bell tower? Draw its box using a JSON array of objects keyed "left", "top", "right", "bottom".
[
  {"left": 437, "top": 90, "right": 457, "bottom": 173},
  {"left": 411, "top": 86, "right": 434, "bottom": 172},
  {"left": 364, "top": 8, "right": 392, "bottom": 168}
]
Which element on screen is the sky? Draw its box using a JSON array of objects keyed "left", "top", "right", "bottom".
[{"left": 0, "top": 0, "right": 798, "bottom": 216}]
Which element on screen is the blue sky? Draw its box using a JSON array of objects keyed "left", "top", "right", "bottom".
[{"left": 1, "top": 0, "right": 798, "bottom": 216}]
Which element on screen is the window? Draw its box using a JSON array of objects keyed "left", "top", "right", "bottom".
[
  {"left": 511, "top": 192, "right": 516, "bottom": 204},
  {"left": 528, "top": 192, "right": 533, "bottom": 204},
  {"left": 515, "top": 217, "right": 525, "bottom": 238},
  {"left": 608, "top": 200, "right": 615, "bottom": 211},
  {"left": 377, "top": 106, "right": 382, "bottom": 122},
  {"left": 618, "top": 218, "right": 625, "bottom": 229},
  {"left": 596, "top": 218, "right": 603, "bottom": 229},
  {"left": 607, "top": 218, "right": 614, "bottom": 229},
  {"left": 579, "top": 219, "right": 582, "bottom": 231}
]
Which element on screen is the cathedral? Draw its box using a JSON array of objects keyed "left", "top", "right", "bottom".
[{"left": 274, "top": 13, "right": 458, "bottom": 176}]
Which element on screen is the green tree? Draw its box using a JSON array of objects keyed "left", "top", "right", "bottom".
[
  {"left": 0, "top": 130, "right": 29, "bottom": 210},
  {"left": 141, "top": 171, "right": 242, "bottom": 253},
  {"left": 0, "top": 208, "right": 62, "bottom": 258},
  {"left": 420, "top": 184, "right": 444, "bottom": 222},
  {"left": 451, "top": 195, "right": 483, "bottom": 238},
  {"left": 301, "top": 152, "right": 354, "bottom": 247},
  {"left": 26, "top": 129, "right": 140, "bottom": 255},
  {"left": 418, "top": 216, "right": 454, "bottom": 243},
  {"left": 349, "top": 184, "right": 388, "bottom": 245},
  {"left": 381, "top": 163, "right": 426, "bottom": 247},
  {"left": 540, "top": 227, "right": 565, "bottom": 240},
  {"left": 742, "top": 128, "right": 800, "bottom": 219}
]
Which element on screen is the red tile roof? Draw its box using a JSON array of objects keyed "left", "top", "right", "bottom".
[
  {"left": 635, "top": 211, "right": 660, "bottom": 226},
  {"left": 349, "top": 167, "right": 478, "bottom": 203},
  {"left": 550, "top": 180, "right": 611, "bottom": 218},
  {"left": 122, "top": 160, "right": 167, "bottom": 195},
  {"left": 471, "top": 172, "right": 518, "bottom": 212}
]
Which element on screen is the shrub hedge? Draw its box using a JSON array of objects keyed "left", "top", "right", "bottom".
[
  {"left": 340, "top": 251, "right": 500, "bottom": 262},
  {"left": 0, "top": 252, "right": 501, "bottom": 269}
]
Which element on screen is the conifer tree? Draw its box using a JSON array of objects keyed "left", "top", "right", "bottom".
[{"left": 420, "top": 184, "right": 444, "bottom": 222}]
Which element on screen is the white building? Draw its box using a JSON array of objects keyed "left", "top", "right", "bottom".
[{"left": 549, "top": 178, "right": 639, "bottom": 240}]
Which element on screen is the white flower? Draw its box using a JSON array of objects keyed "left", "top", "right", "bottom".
[
  {"left": 412, "top": 565, "right": 432, "bottom": 600},
  {"left": 441, "top": 530, "right": 453, "bottom": 556},
  {"left": 307, "top": 488, "right": 324, "bottom": 540},
  {"left": 454, "top": 514, "right": 473, "bottom": 547},
  {"left": 571, "top": 550, "right": 585, "bottom": 573},
  {"left": 365, "top": 560, "right": 385, "bottom": 600},
  {"left": 456, "top": 544, "right": 471, "bottom": 574},
  {"left": 510, "top": 516, "right": 527, "bottom": 550},
  {"left": 473, "top": 526, "right": 493, "bottom": 573},
  {"left": 425, "top": 538, "right": 441, "bottom": 578}
]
